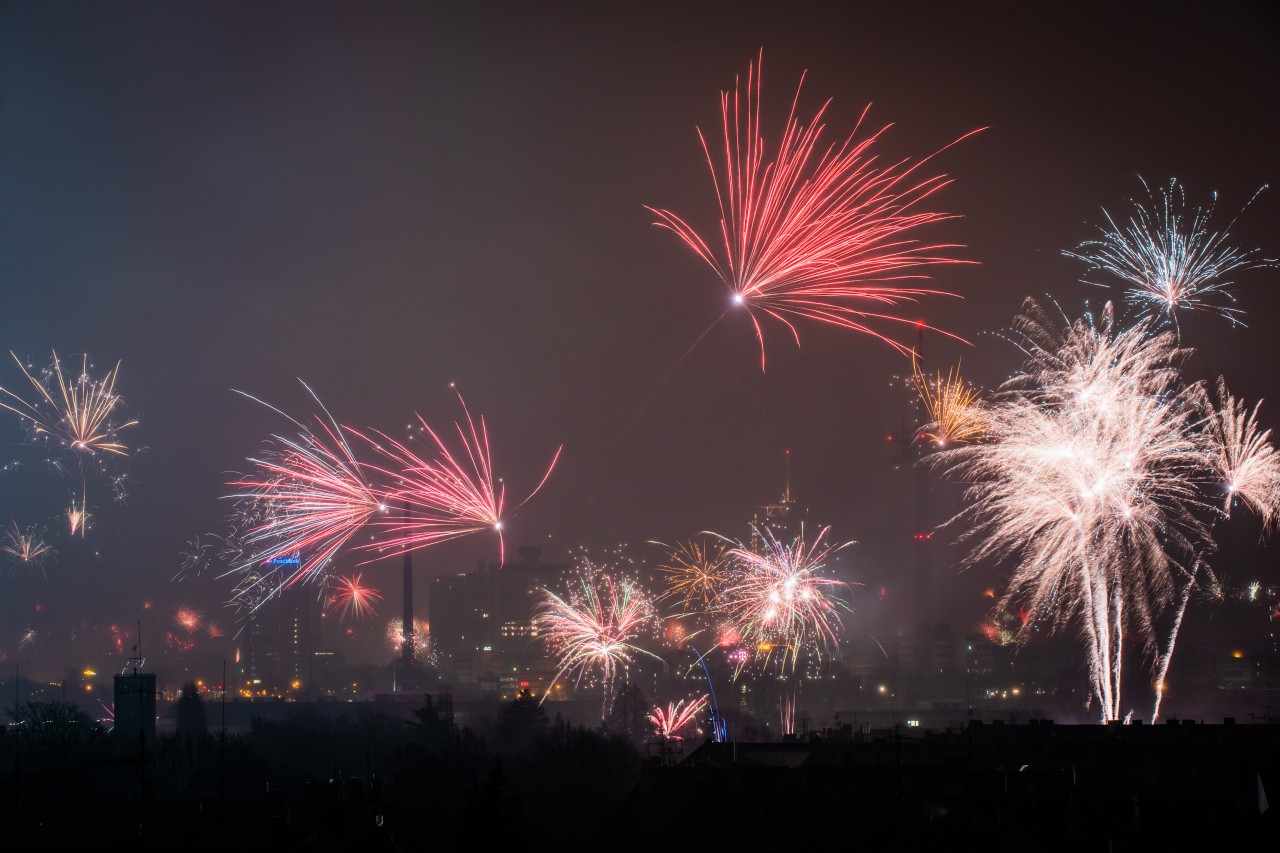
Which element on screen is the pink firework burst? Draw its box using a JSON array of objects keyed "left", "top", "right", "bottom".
[
  {"left": 227, "top": 384, "right": 385, "bottom": 596},
  {"left": 720, "top": 525, "right": 851, "bottom": 673},
  {"left": 647, "top": 694, "right": 709, "bottom": 740},
  {"left": 361, "top": 388, "right": 560, "bottom": 565},
  {"left": 175, "top": 607, "right": 201, "bottom": 633},
  {"left": 648, "top": 51, "right": 981, "bottom": 370},
  {"left": 534, "top": 571, "right": 660, "bottom": 716},
  {"left": 1206, "top": 377, "right": 1280, "bottom": 530},
  {"left": 328, "top": 573, "right": 384, "bottom": 622}
]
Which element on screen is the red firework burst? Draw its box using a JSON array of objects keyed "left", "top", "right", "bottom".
[
  {"left": 328, "top": 573, "right": 384, "bottom": 622},
  {"left": 648, "top": 51, "right": 981, "bottom": 369}
]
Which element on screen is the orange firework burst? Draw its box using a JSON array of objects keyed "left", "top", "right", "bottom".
[
  {"left": 328, "top": 573, "right": 384, "bottom": 621},
  {"left": 67, "top": 497, "right": 89, "bottom": 537},
  {"left": 911, "top": 353, "right": 987, "bottom": 448},
  {"left": 0, "top": 351, "right": 138, "bottom": 456},
  {"left": 656, "top": 538, "right": 730, "bottom": 611}
]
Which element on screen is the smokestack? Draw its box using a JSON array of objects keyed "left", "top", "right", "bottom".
[{"left": 401, "top": 499, "right": 414, "bottom": 665}]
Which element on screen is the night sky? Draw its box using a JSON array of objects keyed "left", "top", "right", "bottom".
[{"left": 2, "top": 2, "right": 1277, "bottom": 676}]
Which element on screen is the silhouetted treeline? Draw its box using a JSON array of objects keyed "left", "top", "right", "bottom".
[{"left": 1, "top": 689, "right": 641, "bottom": 849}]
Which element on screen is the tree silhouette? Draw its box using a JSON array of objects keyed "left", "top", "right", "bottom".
[
  {"left": 175, "top": 682, "right": 207, "bottom": 739},
  {"left": 495, "top": 688, "right": 547, "bottom": 753}
]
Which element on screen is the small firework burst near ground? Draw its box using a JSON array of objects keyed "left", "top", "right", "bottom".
[
  {"left": 534, "top": 569, "right": 661, "bottom": 718},
  {"left": 647, "top": 695, "right": 709, "bottom": 739},
  {"left": 385, "top": 618, "right": 436, "bottom": 665},
  {"left": 648, "top": 51, "right": 981, "bottom": 370}
]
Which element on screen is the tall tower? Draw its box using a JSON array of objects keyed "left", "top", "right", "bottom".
[
  {"left": 113, "top": 625, "right": 156, "bottom": 750},
  {"left": 751, "top": 449, "right": 803, "bottom": 550},
  {"left": 889, "top": 324, "right": 932, "bottom": 672}
]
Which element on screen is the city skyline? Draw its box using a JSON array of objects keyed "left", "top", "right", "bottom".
[{"left": 2, "top": 2, "right": 1279, "bottom": 723}]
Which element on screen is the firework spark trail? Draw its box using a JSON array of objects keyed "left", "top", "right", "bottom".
[
  {"left": 939, "top": 300, "right": 1223, "bottom": 720},
  {"left": 225, "top": 384, "right": 385, "bottom": 599},
  {"left": 1205, "top": 377, "right": 1280, "bottom": 530},
  {"left": 67, "top": 497, "right": 89, "bottom": 538},
  {"left": 648, "top": 51, "right": 981, "bottom": 370},
  {"left": 719, "top": 525, "right": 851, "bottom": 675},
  {"left": 647, "top": 694, "right": 709, "bottom": 739},
  {"left": 534, "top": 571, "right": 661, "bottom": 717},
  {"left": 911, "top": 353, "right": 987, "bottom": 447},
  {"left": 0, "top": 351, "right": 138, "bottom": 456},
  {"left": 2, "top": 521, "right": 55, "bottom": 570},
  {"left": 17, "top": 627, "right": 36, "bottom": 649},
  {"left": 1151, "top": 559, "right": 1205, "bottom": 724},
  {"left": 328, "top": 573, "right": 384, "bottom": 621},
  {"left": 174, "top": 534, "right": 213, "bottom": 582},
  {"left": 655, "top": 538, "right": 730, "bottom": 612},
  {"left": 780, "top": 689, "right": 798, "bottom": 735},
  {"left": 1066, "top": 178, "right": 1273, "bottom": 325},
  {"left": 360, "top": 389, "right": 561, "bottom": 565}
]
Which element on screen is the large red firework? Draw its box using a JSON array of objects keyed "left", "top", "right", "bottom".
[{"left": 648, "top": 51, "right": 980, "bottom": 369}]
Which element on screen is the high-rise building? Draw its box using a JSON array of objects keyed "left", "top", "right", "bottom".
[
  {"left": 113, "top": 671, "right": 156, "bottom": 749},
  {"left": 237, "top": 557, "right": 318, "bottom": 695},
  {"left": 493, "top": 546, "right": 565, "bottom": 699},
  {"left": 274, "top": 587, "right": 318, "bottom": 691},
  {"left": 429, "top": 566, "right": 493, "bottom": 682},
  {"left": 963, "top": 633, "right": 995, "bottom": 677}
]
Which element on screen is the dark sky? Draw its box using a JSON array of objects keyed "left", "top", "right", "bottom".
[{"left": 1, "top": 1, "right": 1278, "bottom": 677}]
